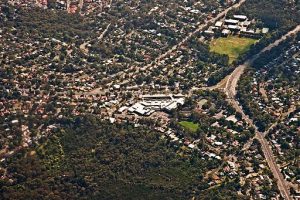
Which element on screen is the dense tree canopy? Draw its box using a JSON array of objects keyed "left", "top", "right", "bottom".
[{"left": 1, "top": 116, "right": 246, "bottom": 200}]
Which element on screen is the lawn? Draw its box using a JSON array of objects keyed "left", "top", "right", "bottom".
[
  {"left": 179, "top": 121, "right": 199, "bottom": 133},
  {"left": 210, "top": 36, "right": 258, "bottom": 64}
]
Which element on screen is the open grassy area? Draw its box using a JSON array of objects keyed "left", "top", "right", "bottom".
[
  {"left": 210, "top": 36, "right": 258, "bottom": 64},
  {"left": 179, "top": 121, "right": 199, "bottom": 133}
]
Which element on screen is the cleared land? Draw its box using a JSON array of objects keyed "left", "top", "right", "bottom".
[
  {"left": 179, "top": 121, "right": 199, "bottom": 133},
  {"left": 210, "top": 36, "right": 258, "bottom": 64}
]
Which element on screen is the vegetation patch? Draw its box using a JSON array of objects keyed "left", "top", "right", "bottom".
[
  {"left": 179, "top": 121, "right": 199, "bottom": 133},
  {"left": 36, "top": 135, "right": 64, "bottom": 171},
  {"left": 210, "top": 36, "right": 258, "bottom": 64},
  {"left": 1, "top": 117, "right": 215, "bottom": 199}
]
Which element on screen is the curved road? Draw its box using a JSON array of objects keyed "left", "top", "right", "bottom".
[
  {"left": 223, "top": 25, "right": 300, "bottom": 200},
  {"left": 225, "top": 25, "right": 300, "bottom": 97}
]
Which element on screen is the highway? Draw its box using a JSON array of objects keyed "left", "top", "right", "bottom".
[{"left": 222, "top": 25, "right": 300, "bottom": 200}]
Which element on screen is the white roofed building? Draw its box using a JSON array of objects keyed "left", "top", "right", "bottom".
[
  {"left": 233, "top": 15, "right": 248, "bottom": 21},
  {"left": 222, "top": 29, "right": 231, "bottom": 36},
  {"left": 215, "top": 21, "right": 223, "bottom": 28},
  {"left": 228, "top": 25, "right": 240, "bottom": 31},
  {"left": 224, "top": 19, "right": 239, "bottom": 25}
]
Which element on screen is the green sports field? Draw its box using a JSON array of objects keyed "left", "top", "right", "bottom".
[
  {"left": 179, "top": 121, "right": 199, "bottom": 133},
  {"left": 210, "top": 36, "right": 258, "bottom": 64}
]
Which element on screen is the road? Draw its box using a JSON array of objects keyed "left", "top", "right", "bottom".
[
  {"left": 66, "top": 0, "right": 70, "bottom": 12},
  {"left": 222, "top": 25, "right": 300, "bottom": 200},
  {"left": 79, "top": 0, "right": 84, "bottom": 12},
  {"left": 262, "top": 106, "right": 297, "bottom": 137},
  {"left": 98, "top": 23, "right": 111, "bottom": 41},
  {"left": 79, "top": 23, "right": 111, "bottom": 55}
]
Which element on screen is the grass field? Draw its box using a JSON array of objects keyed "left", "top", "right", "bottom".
[
  {"left": 179, "top": 121, "right": 199, "bottom": 133},
  {"left": 210, "top": 36, "right": 258, "bottom": 64}
]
